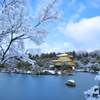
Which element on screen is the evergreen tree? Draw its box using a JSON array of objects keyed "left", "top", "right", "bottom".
[
  {"left": 86, "top": 52, "right": 88, "bottom": 57},
  {"left": 73, "top": 51, "right": 76, "bottom": 59}
]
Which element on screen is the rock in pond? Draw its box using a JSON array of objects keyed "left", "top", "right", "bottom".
[{"left": 66, "top": 80, "right": 76, "bottom": 87}]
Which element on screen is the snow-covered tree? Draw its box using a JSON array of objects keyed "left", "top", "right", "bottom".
[{"left": 0, "top": 0, "right": 63, "bottom": 68}]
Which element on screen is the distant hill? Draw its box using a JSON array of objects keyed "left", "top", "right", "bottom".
[
  {"left": 90, "top": 49, "right": 100, "bottom": 56},
  {"left": 92, "top": 49, "right": 100, "bottom": 53},
  {"left": 75, "top": 51, "right": 87, "bottom": 54},
  {"left": 73, "top": 49, "right": 100, "bottom": 55}
]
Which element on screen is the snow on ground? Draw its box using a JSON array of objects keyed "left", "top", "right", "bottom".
[
  {"left": 57, "top": 71, "right": 61, "bottom": 75},
  {"left": 42, "top": 70, "right": 62, "bottom": 75},
  {"left": 42, "top": 70, "right": 55, "bottom": 74},
  {"left": 75, "top": 69, "right": 84, "bottom": 72},
  {"left": 27, "top": 71, "right": 32, "bottom": 74}
]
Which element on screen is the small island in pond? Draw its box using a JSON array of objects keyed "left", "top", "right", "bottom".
[{"left": 66, "top": 80, "right": 76, "bottom": 87}]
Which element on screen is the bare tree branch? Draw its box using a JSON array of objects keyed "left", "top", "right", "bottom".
[
  {"left": 34, "top": 0, "right": 61, "bottom": 27},
  {"left": 5, "top": 0, "right": 20, "bottom": 8},
  {"left": 0, "top": 45, "right": 4, "bottom": 54}
]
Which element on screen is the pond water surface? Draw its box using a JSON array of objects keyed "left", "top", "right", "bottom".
[{"left": 0, "top": 72, "right": 99, "bottom": 100}]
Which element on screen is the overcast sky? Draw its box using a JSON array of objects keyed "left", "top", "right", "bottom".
[{"left": 26, "top": 0, "right": 100, "bottom": 53}]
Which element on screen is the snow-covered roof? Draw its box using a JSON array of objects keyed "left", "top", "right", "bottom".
[
  {"left": 52, "top": 60, "right": 71, "bottom": 62},
  {"left": 57, "top": 53, "right": 73, "bottom": 57}
]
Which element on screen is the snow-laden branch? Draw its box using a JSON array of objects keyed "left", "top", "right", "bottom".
[
  {"left": 95, "top": 72, "right": 100, "bottom": 81},
  {"left": 34, "top": 0, "right": 63, "bottom": 27}
]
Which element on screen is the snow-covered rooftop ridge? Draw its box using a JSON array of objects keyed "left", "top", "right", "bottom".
[
  {"left": 57, "top": 53, "right": 72, "bottom": 57},
  {"left": 52, "top": 60, "right": 71, "bottom": 62}
]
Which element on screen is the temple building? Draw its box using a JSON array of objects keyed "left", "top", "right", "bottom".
[{"left": 51, "top": 53, "right": 77, "bottom": 69}]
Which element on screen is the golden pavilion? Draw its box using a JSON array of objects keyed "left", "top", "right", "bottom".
[{"left": 51, "top": 53, "right": 77, "bottom": 69}]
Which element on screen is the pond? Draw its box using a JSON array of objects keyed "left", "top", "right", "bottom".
[{"left": 0, "top": 72, "right": 99, "bottom": 100}]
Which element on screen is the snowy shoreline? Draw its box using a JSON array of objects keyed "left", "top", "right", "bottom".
[{"left": 0, "top": 68, "right": 98, "bottom": 75}]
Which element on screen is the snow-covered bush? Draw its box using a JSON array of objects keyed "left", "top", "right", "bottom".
[{"left": 84, "top": 72, "right": 100, "bottom": 100}]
